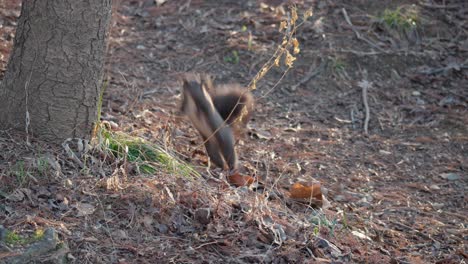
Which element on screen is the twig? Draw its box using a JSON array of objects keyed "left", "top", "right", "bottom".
[
  {"left": 357, "top": 79, "right": 371, "bottom": 135},
  {"left": 257, "top": 69, "right": 290, "bottom": 100},
  {"left": 24, "top": 51, "right": 38, "bottom": 146},
  {"left": 139, "top": 88, "right": 159, "bottom": 99},
  {"left": 389, "top": 220, "right": 440, "bottom": 244},
  {"left": 337, "top": 49, "right": 384, "bottom": 56},
  {"left": 419, "top": 63, "right": 468, "bottom": 75},
  {"left": 193, "top": 240, "right": 223, "bottom": 249},
  {"left": 304, "top": 48, "right": 431, "bottom": 57},
  {"left": 290, "top": 59, "right": 327, "bottom": 91},
  {"left": 341, "top": 8, "right": 386, "bottom": 53},
  {"left": 419, "top": 2, "right": 460, "bottom": 10},
  {"left": 362, "top": 84, "right": 370, "bottom": 135},
  {"left": 95, "top": 194, "right": 117, "bottom": 260}
]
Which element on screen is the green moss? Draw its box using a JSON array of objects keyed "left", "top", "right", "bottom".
[
  {"left": 5, "top": 231, "right": 24, "bottom": 245},
  {"left": 4, "top": 228, "right": 48, "bottom": 245},
  {"left": 32, "top": 229, "right": 45, "bottom": 241}
]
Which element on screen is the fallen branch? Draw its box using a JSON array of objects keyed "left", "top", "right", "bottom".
[
  {"left": 341, "top": 8, "right": 386, "bottom": 53},
  {"left": 357, "top": 79, "right": 371, "bottom": 135},
  {"left": 419, "top": 2, "right": 460, "bottom": 10},
  {"left": 389, "top": 220, "right": 440, "bottom": 244},
  {"left": 290, "top": 59, "right": 327, "bottom": 91},
  {"left": 419, "top": 63, "right": 468, "bottom": 75}
]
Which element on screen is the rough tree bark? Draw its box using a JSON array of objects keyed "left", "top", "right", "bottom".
[{"left": 0, "top": 0, "right": 112, "bottom": 143}]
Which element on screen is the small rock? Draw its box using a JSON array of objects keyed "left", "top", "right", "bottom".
[
  {"left": 431, "top": 203, "right": 444, "bottom": 210},
  {"left": 67, "top": 253, "right": 76, "bottom": 261},
  {"left": 6, "top": 228, "right": 69, "bottom": 264},
  {"left": 357, "top": 200, "right": 372, "bottom": 208},
  {"left": 439, "top": 96, "right": 459, "bottom": 107},
  {"left": 0, "top": 225, "right": 7, "bottom": 241},
  {"left": 365, "top": 194, "right": 374, "bottom": 202},
  {"left": 334, "top": 195, "right": 346, "bottom": 202},
  {"left": 391, "top": 69, "right": 401, "bottom": 80},
  {"left": 379, "top": 150, "right": 392, "bottom": 155},
  {"left": 155, "top": 0, "right": 168, "bottom": 6},
  {"left": 412, "top": 91, "right": 421, "bottom": 96},
  {"left": 440, "top": 173, "right": 460, "bottom": 181},
  {"left": 108, "top": 120, "right": 119, "bottom": 130},
  {"left": 112, "top": 229, "right": 128, "bottom": 239},
  {"left": 64, "top": 179, "right": 73, "bottom": 188},
  {"left": 416, "top": 97, "right": 426, "bottom": 105},
  {"left": 313, "top": 237, "right": 342, "bottom": 257},
  {"left": 158, "top": 224, "right": 168, "bottom": 234},
  {"left": 351, "top": 230, "right": 372, "bottom": 241}
]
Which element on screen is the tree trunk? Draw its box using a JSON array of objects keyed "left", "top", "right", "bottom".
[{"left": 0, "top": 0, "right": 112, "bottom": 143}]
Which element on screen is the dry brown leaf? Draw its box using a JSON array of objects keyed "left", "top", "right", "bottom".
[
  {"left": 291, "top": 6, "right": 298, "bottom": 24},
  {"left": 228, "top": 173, "right": 254, "bottom": 187},
  {"left": 304, "top": 8, "right": 313, "bottom": 20},
  {"left": 284, "top": 50, "right": 296, "bottom": 68},
  {"left": 292, "top": 38, "right": 300, "bottom": 54},
  {"left": 289, "top": 182, "right": 323, "bottom": 206},
  {"left": 279, "top": 21, "right": 287, "bottom": 32},
  {"left": 178, "top": 191, "right": 199, "bottom": 209},
  {"left": 274, "top": 54, "right": 281, "bottom": 67}
]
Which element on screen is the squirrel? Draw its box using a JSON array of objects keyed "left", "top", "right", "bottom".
[
  {"left": 200, "top": 74, "right": 254, "bottom": 139},
  {"left": 180, "top": 74, "right": 254, "bottom": 173}
]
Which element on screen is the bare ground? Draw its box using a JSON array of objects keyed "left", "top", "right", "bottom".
[{"left": 1, "top": 0, "right": 467, "bottom": 263}]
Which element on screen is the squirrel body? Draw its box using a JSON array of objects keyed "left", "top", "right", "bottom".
[{"left": 181, "top": 74, "right": 254, "bottom": 171}]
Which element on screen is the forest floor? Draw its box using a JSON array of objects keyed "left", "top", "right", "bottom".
[{"left": 1, "top": 0, "right": 467, "bottom": 263}]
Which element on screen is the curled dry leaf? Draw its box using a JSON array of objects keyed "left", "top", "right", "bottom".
[
  {"left": 291, "top": 6, "right": 298, "bottom": 24},
  {"left": 289, "top": 182, "right": 323, "bottom": 206},
  {"left": 304, "top": 8, "right": 313, "bottom": 20},
  {"left": 279, "top": 21, "right": 287, "bottom": 32},
  {"left": 292, "top": 38, "right": 300, "bottom": 54},
  {"left": 75, "top": 202, "right": 96, "bottom": 217},
  {"left": 274, "top": 55, "right": 281, "bottom": 67},
  {"left": 284, "top": 50, "right": 296, "bottom": 68},
  {"left": 227, "top": 173, "right": 255, "bottom": 187}
]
